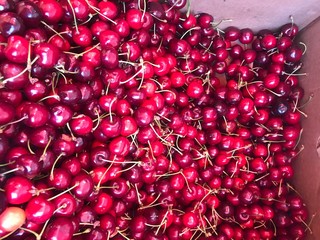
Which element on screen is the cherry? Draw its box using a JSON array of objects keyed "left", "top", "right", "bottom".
[
  {"left": 15, "top": 1, "right": 42, "bottom": 27},
  {"left": 0, "top": 12, "right": 25, "bottom": 37},
  {"left": 0, "top": 207, "right": 26, "bottom": 233},
  {"left": 0, "top": 62, "right": 29, "bottom": 89},
  {"left": 261, "top": 34, "right": 277, "bottom": 50},
  {"left": 225, "top": 26, "right": 240, "bottom": 41},
  {"left": 71, "top": 171, "right": 94, "bottom": 199},
  {"left": 34, "top": 43, "right": 60, "bottom": 68},
  {"left": 72, "top": 25, "right": 92, "bottom": 47},
  {"left": 272, "top": 98, "right": 290, "bottom": 116},
  {"left": 281, "top": 22, "right": 299, "bottom": 39},
  {"left": 25, "top": 195, "right": 54, "bottom": 224},
  {"left": 49, "top": 104, "right": 73, "bottom": 127},
  {"left": 48, "top": 168, "right": 71, "bottom": 189},
  {"left": 100, "top": 116, "right": 121, "bottom": 138},
  {"left": 21, "top": 102, "right": 50, "bottom": 127},
  {"left": 285, "top": 45, "right": 303, "bottom": 62},
  {"left": 101, "top": 50, "right": 119, "bottom": 71},
  {"left": 109, "top": 136, "right": 130, "bottom": 157},
  {"left": 4, "top": 176, "right": 33, "bottom": 204},
  {"left": 39, "top": 0, "right": 64, "bottom": 24},
  {"left": 43, "top": 217, "right": 74, "bottom": 240},
  {"left": 239, "top": 28, "right": 254, "bottom": 44},
  {"left": 91, "top": 192, "right": 113, "bottom": 215},
  {"left": 53, "top": 193, "right": 77, "bottom": 217},
  {"left": 4, "top": 35, "right": 29, "bottom": 64},
  {"left": 58, "top": 84, "right": 82, "bottom": 105},
  {"left": 98, "top": 0, "right": 118, "bottom": 21},
  {"left": 70, "top": 115, "right": 93, "bottom": 136},
  {"left": 125, "top": 9, "right": 143, "bottom": 30},
  {"left": 0, "top": 101, "right": 14, "bottom": 125},
  {"left": 277, "top": 36, "right": 293, "bottom": 51}
]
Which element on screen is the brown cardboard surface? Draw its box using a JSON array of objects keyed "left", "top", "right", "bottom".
[
  {"left": 293, "top": 18, "right": 320, "bottom": 239},
  {"left": 190, "top": 0, "right": 320, "bottom": 32}
]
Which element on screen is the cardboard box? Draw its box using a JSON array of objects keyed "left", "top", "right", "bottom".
[{"left": 190, "top": 1, "right": 320, "bottom": 239}]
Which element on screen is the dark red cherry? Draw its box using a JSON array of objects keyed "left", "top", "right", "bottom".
[
  {"left": 15, "top": 1, "right": 42, "bottom": 27},
  {"left": 58, "top": 84, "right": 82, "bottom": 105},
  {"left": 71, "top": 172, "right": 94, "bottom": 199},
  {"left": 0, "top": 12, "right": 25, "bottom": 37},
  {"left": 0, "top": 101, "right": 15, "bottom": 125},
  {"left": 43, "top": 217, "right": 74, "bottom": 240}
]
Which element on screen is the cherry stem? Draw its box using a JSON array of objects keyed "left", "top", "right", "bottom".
[
  {"left": 26, "top": 144, "right": 36, "bottom": 159},
  {"left": 0, "top": 116, "right": 28, "bottom": 130},
  {"left": 85, "top": 0, "right": 116, "bottom": 24},
  {"left": 20, "top": 218, "right": 50, "bottom": 240},
  {"left": 73, "top": 228, "right": 91, "bottom": 236},
  {"left": 117, "top": 230, "right": 130, "bottom": 240},
  {"left": 0, "top": 167, "right": 21, "bottom": 176},
  {"left": 48, "top": 183, "right": 79, "bottom": 201},
  {"left": 49, "top": 153, "right": 64, "bottom": 180},
  {"left": 65, "top": 43, "right": 101, "bottom": 58},
  {"left": 149, "top": 124, "right": 183, "bottom": 155},
  {"left": 180, "top": 26, "right": 201, "bottom": 39},
  {"left": 120, "top": 67, "right": 144, "bottom": 84},
  {"left": 67, "top": 0, "right": 79, "bottom": 33},
  {"left": 40, "top": 137, "right": 52, "bottom": 161},
  {"left": 95, "top": 162, "right": 113, "bottom": 191},
  {"left": 299, "top": 41, "right": 307, "bottom": 55},
  {"left": 138, "top": 193, "right": 161, "bottom": 210},
  {"left": 41, "top": 21, "right": 65, "bottom": 40}
]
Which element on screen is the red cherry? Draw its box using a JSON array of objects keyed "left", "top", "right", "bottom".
[
  {"left": 34, "top": 43, "right": 60, "bottom": 68},
  {"left": 38, "top": 0, "right": 63, "bottom": 24},
  {"left": 4, "top": 35, "right": 29, "bottom": 63},
  {"left": 70, "top": 115, "right": 93, "bottom": 136},
  {"left": 25, "top": 196, "right": 54, "bottom": 224},
  {"left": 43, "top": 217, "right": 74, "bottom": 240},
  {"left": 126, "top": 9, "right": 143, "bottom": 30},
  {"left": 4, "top": 176, "right": 33, "bottom": 204}
]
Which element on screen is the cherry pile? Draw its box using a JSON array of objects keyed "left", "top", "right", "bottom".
[{"left": 0, "top": 0, "right": 310, "bottom": 239}]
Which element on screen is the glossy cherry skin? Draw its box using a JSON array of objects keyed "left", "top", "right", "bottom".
[
  {"left": 15, "top": 0, "right": 42, "bottom": 27},
  {"left": 69, "top": 115, "right": 93, "bottom": 136},
  {"left": 91, "top": 192, "right": 113, "bottom": 215},
  {"left": 126, "top": 9, "right": 144, "bottom": 30},
  {"left": 53, "top": 193, "right": 77, "bottom": 217},
  {"left": 0, "top": 12, "right": 25, "bottom": 37},
  {"left": 43, "top": 217, "right": 74, "bottom": 240},
  {"left": 38, "top": 0, "right": 64, "bottom": 24},
  {"left": 71, "top": 172, "right": 94, "bottom": 200},
  {"left": 48, "top": 168, "right": 72, "bottom": 190},
  {"left": 13, "top": 153, "right": 42, "bottom": 178},
  {"left": 34, "top": 43, "right": 60, "bottom": 68},
  {"left": 49, "top": 104, "right": 73, "bottom": 127},
  {"left": 21, "top": 103, "right": 50, "bottom": 127},
  {"left": 4, "top": 35, "right": 29, "bottom": 63},
  {"left": 108, "top": 136, "right": 130, "bottom": 157},
  {"left": 25, "top": 195, "right": 54, "bottom": 224},
  {"left": 4, "top": 176, "right": 33, "bottom": 204}
]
